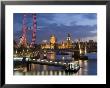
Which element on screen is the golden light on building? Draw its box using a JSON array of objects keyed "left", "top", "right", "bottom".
[
  {"left": 41, "top": 40, "right": 50, "bottom": 49},
  {"left": 66, "top": 33, "right": 73, "bottom": 48},
  {"left": 67, "top": 33, "right": 71, "bottom": 41},
  {"left": 49, "top": 52, "right": 56, "bottom": 61},
  {"left": 50, "top": 34, "right": 56, "bottom": 44},
  {"left": 41, "top": 43, "right": 50, "bottom": 49},
  {"left": 85, "top": 46, "right": 87, "bottom": 54},
  {"left": 58, "top": 33, "right": 73, "bottom": 49},
  {"left": 50, "top": 34, "right": 57, "bottom": 49},
  {"left": 41, "top": 35, "right": 57, "bottom": 49},
  {"left": 41, "top": 33, "right": 74, "bottom": 49}
]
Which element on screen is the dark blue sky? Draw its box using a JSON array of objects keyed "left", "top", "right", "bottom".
[{"left": 13, "top": 13, "right": 97, "bottom": 44}]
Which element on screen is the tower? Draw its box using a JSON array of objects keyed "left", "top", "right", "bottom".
[
  {"left": 67, "top": 33, "right": 71, "bottom": 41},
  {"left": 66, "top": 33, "right": 73, "bottom": 48},
  {"left": 30, "top": 13, "right": 37, "bottom": 48},
  {"left": 78, "top": 38, "right": 82, "bottom": 55},
  {"left": 50, "top": 34, "right": 57, "bottom": 49},
  {"left": 85, "top": 42, "right": 87, "bottom": 54},
  {"left": 50, "top": 34, "right": 56, "bottom": 44},
  {"left": 19, "top": 14, "right": 27, "bottom": 48}
]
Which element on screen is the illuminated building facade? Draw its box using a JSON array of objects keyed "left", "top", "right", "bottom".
[
  {"left": 50, "top": 35, "right": 57, "bottom": 49},
  {"left": 41, "top": 40, "right": 50, "bottom": 49},
  {"left": 41, "top": 34, "right": 73, "bottom": 49},
  {"left": 41, "top": 35, "right": 57, "bottom": 49},
  {"left": 58, "top": 33, "right": 73, "bottom": 49},
  {"left": 66, "top": 33, "right": 73, "bottom": 48}
]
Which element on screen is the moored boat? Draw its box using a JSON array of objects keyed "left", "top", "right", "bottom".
[{"left": 65, "top": 62, "right": 80, "bottom": 73}]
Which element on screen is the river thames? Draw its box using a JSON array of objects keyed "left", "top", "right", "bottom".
[{"left": 14, "top": 52, "right": 97, "bottom": 75}]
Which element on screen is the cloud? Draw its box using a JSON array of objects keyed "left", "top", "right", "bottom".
[
  {"left": 80, "top": 36, "right": 97, "bottom": 42},
  {"left": 35, "top": 24, "right": 96, "bottom": 43},
  {"left": 14, "top": 13, "right": 97, "bottom": 44},
  {"left": 82, "top": 13, "right": 97, "bottom": 19},
  {"left": 44, "top": 13, "right": 97, "bottom": 26}
]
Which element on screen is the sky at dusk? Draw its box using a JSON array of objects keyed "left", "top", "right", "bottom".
[{"left": 13, "top": 13, "right": 97, "bottom": 44}]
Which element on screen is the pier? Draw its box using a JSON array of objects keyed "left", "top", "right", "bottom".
[{"left": 14, "top": 58, "right": 71, "bottom": 71}]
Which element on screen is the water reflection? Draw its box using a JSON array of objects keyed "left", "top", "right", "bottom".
[
  {"left": 84, "top": 60, "right": 88, "bottom": 75},
  {"left": 14, "top": 70, "right": 76, "bottom": 75},
  {"left": 14, "top": 60, "right": 89, "bottom": 75},
  {"left": 14, "top": 52, "right": 96, "bottom": 75}
]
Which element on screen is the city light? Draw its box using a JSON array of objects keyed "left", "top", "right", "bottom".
[{"left": 13, "top": 13, "right": 97, "bottom": 76}]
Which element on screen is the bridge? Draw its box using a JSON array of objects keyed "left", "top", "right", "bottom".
[{"left": 40, "top": 48, "right": 80, "bottom": 52}]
